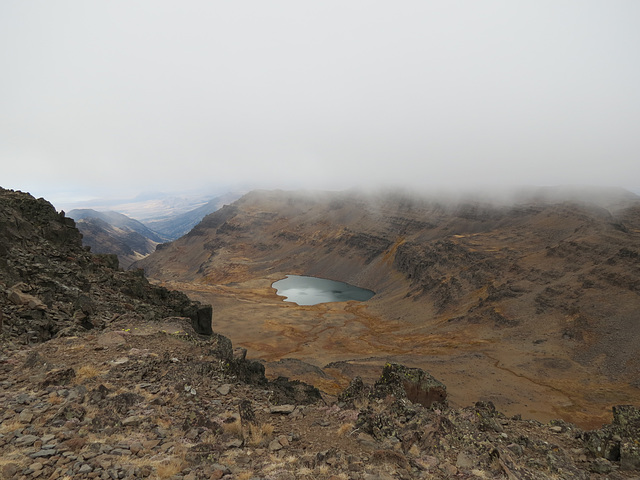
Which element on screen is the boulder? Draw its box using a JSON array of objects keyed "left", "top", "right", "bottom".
[
  {"left": 8, "top": 286, "right": 45, "bottom": 309},
  {"left": 375, "top": 363, "right": 447, "bottom": 408},
  {"left": 339, "top": 364, "right": 447, "bottom": 409},
  {"left": 184, "top": 304, "right": 213, "bottom": 336},
  {"left": 583, "top": 405, "right": 640, "bottom": 470},
  {"left": 41, "top": 367, "right": 76, "bottom": 387}
]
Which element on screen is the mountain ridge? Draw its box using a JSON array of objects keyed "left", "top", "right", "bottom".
[{"left": 68, "top": 209, "right": 166, "bottom": 269}]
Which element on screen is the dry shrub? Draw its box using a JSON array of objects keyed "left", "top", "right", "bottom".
[
  {"left": 133, "top": 387, "right": 156, "bottom": 401},
  {"left": 260, "top": 423, "right": 274, "bottom": 436},
  {"left": 47, "top": 395, "right": 64, "bottom": 405},
  {"left": 336, "top": 422, "right": 355, "bottom": 437},
  {"left": 247, "top": 422, "right": 275, "bottom": 446},
  {"left": 317, "top": 464, "right": 330, "bottom": 475},
  {"left": 75, "top": 365, "right": 102, "bottom": 382},
  {"left": 154, "top": 416, "right": 173, "bottom": 429},
  {"left": 236, "top": 472, "right": 253, "bottom": 480},
  {"left": 0, "top": 420, "right": 23, "bottom": 434},
  {"left": 200, "top": 430, "right": 218, "bottom": 444},
  {"left": 222, "top": 418, "right": 242, "bottom": 436},
  {"left": 262, "top": 460, "right": 285, "bottom": 475},
  {"left": 154, "top": 458, "right": 186, "bottom": 479}
]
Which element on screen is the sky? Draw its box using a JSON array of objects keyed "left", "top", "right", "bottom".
[{"left": 1, "top": 1, "right": 639, "bottom": 208}]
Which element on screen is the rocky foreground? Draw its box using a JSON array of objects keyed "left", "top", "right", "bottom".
[
  {"left": 1, "top": 187, "right": 640, "bottom": 479},
  {"left": 2, "top": 327, "right": 640, "bottom": 480}
]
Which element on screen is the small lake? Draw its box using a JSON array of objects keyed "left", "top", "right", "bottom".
[{"left": 272, "top": 275, "right": 375, "bottom": 306}]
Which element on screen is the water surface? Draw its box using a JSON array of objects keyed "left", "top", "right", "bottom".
[{"left": 272, "top": 275, "right": 375, "bottom": 306}]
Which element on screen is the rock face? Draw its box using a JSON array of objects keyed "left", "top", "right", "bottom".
[{"left": 583, "top": 405, "right": 640, "bottom": 471}]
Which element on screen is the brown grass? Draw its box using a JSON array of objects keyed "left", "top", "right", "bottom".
[
  {"left": 153, "top": 457, "right": 186, "bottom": 479},
  {"left": 133, "top": 386, "right": 157, "bottom": 401},
  {"left": 75, "top": 364, "right": 103, "bottom": 382},
  {"left": 151, "top": 445, "right": 188, "bottom": 479},
  {"left": 152, "top": 412, "right": 173, "bottom": 429},
  {"left": 222, "top": 418, "right": 242, "bottom": 436},
  {"left": 0, "top": 420, "right": 22, "bottom": 434},
  {"left": 296, "top": 467, "right": 314, "bottom": 477},
  {"left": 47, "top": 395, "right": 64, "bottom": 405},
  {"left": 336, "top": 422, "right": 355, "bottom": 437},
  {"left": 317, "top": 464, "right": 330, "bottom": 475},
  {"left": 0, "top": 451, "right": 23, "bottom": 465},
  {"left": 247, "top": 422, "right": 274, "bottom": 446}
]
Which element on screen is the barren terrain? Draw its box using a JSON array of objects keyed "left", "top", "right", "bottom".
[
  {"left": 137, "top": 188, "right": 640, "bottom": 429},
  {"left": 3, "top": 186, "right": 640, "bottom": 478}
]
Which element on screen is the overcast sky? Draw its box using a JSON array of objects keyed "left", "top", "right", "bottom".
[{"left": 2, "top": 1, "right": 639, "bottom": 206}]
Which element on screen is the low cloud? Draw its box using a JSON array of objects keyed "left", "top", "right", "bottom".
[{"left": 2, "top": 1, "right": 639, "bottom": 204}]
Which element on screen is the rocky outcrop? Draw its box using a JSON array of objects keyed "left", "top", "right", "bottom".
[
  {"left": 0, "top": 187, "right": 213, "bottom": 344},
  {"left": 339, "top": 363, "right": 447, "bottom": 409},
  {"left": 582, "top": 405, "right": 640, "bottom": 471}
]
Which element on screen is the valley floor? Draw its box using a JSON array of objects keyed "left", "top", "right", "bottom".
[{"left": 159, "top": 275, "right": 639, "bottom": 431}]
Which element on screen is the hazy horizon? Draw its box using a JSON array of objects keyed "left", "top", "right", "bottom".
[{"left": 2, "top": 1, "right": 639, "bottom": 207}]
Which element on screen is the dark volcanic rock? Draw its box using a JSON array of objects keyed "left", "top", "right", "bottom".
[
  {"left": 0, "top": 187, "right": 214, "bottom": 344},
  {"left": 269, "top": 376, "right": 323, "bottom": 405},
  {"left": 41, "top": 367, "right": 76, "bottom": 387},
  {"left": 184, "top": 303, "right": 213, "bottom": 335},
  {"left": 375, "top": 363, "right": 447, "bottom": 408},
  {"left": 340, "top": 363, "right": 447, "bottom": 409},
  {"left": 583, "top": 405, "right": 640, "bottom": 470}
]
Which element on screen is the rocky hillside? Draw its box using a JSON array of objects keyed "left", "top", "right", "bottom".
[
  {"left": 134, "top": 188, "right": 640, "bottom": 428},
  {"left": 68, "top": 209, "right": 167, "bottom": 269},
  {"left": 0, "top": 191, "right": 212, "bottom": 343},
  {"left": 1, "top": 186, "right": 640, "bottom": 479}
]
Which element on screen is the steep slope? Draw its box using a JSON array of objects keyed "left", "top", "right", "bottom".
[
  {"left": 1, "top": 189, "right": 213, "bottom": 344},
  {"left": 68, "top": 209, "right": 166, "bottom": 244},
  {"left": 68, "top": 209, "right": 167, "bottom": 269},
  {"left": 136, "top": 188, "right": 640, "bottom": 427}
]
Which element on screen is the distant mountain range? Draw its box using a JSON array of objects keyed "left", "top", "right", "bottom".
[
  {"left": 141, "top": 192, "right": 242, "bottom": 240},
  {"left": 68, "top": 192, "right": 242, "bottom": 268}
]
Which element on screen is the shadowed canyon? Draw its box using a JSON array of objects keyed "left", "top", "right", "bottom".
[{"left": 135, "top": 188, "right": 640, "bottom": 429}]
